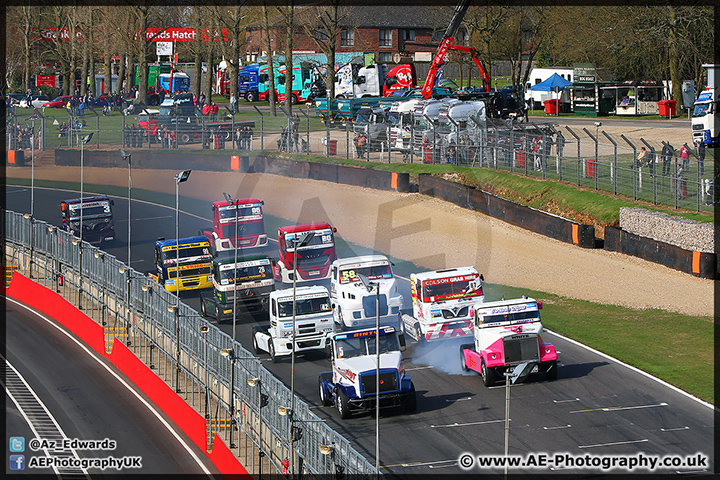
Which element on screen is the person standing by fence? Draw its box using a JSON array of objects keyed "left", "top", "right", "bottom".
[
  {"left": 661, "top": 141, "right": 675, "bottom": 176},
  {"left": 679, "top": 143, "right": 690, "bottom": 171}
]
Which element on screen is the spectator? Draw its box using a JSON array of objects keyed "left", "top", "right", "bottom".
[
  {"left": 229, "top": 92, "right": 236, "bottom": 114},
  {"left": 661, "top": 141, "right": 675, "bottom": 176},
  {"left": 636, "top": 147, "right": 648, "bottom": 169},
  {"left": 246, "top": 126, "right": 253, "bottom": 150},
  {"left": 202, "top": 102, "right": 211, "bottom": 117},
  {"left": 210, "top": 102, "right": 219, "bottom": 122},
  {"left": 679, "top": 143, "right": 690, "bottom": 171},
  {"left": 198, "top": 91, "right": 206, "bottom": 107},
  {"left": 698, "top": 141, "right": 705, "bottom": 176}
]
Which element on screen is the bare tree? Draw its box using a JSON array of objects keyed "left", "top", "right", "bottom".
[
  {"left": 262, "top": 3, "right": 277, "bottom": 116},
  {"left": 211, "top": 3, "right": 248, "bottom": 103},
  {"left": 275, "top": 1, "right": 295, "bottom": 114}
]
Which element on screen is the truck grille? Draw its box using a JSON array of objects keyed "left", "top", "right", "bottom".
[
  {"left": 692, "top": 124, "right": 703, "bottom": 131},
  {"left": 503, "top": 334, "right": 540, "bottom": 365},
  {"left": 441, "top": 306, "right": 469, "bottom": 319},
  {"left": 362, "top": 294, "right": 388, "bottom": 318},
  {"left": 360, "top": 371, "right": 398, "bottom": 395},
  {"left": 297, "top": 322, "right": 317, "bottom": 335}
]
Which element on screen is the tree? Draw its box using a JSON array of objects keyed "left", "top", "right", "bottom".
[
  {"left": 262, "top": 3, "right": 277, "bottom": 116},
  {"left": 211, "top": 4, "right": 248, "bottom": 103},
  {"left": 275, "top": 1, "right": 295, "bottom": 113}
]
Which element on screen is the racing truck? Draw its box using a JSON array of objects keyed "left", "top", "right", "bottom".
[
  {"left": 400, "top": 266, "right": 484, "bottom": 343},
  {"left": 460, "top": 296, "right": 558, "bottom": 387},
  {"left": 199, "top": 254, "right": 275, "bottom": 321},
  {"left": 273, "top": 222, "right": 337, "bottom": 284},
  {"left": 329, "top": 255, "right": 404, "bottom": 331},
  {"left": 60, "top": 195, "right": 116, "bottom": 244},
  {"left": 318, "top": 326, "right": 416, "bottom": 418},
  {"left": 252, "top": 285, "right": 335, "bottom": 363},
  {"left": 149, "top": 236, "right": 214, "bottom": 293},
  {"left": 200, "top": 198, "right": 267, "bottom": 254}
]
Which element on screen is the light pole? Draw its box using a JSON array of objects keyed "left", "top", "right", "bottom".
[
  {"left": 24, "top": 213, "right": 34, "bottom": 279},
  {"left": 222, "top": 191, "right": 240, "bottom": 449},
  {"left": 290, "top": 230, "right": 315, "bottom": 477},
  {"left": 76, "top": 132, "right": 94, "bottom": 310},
  {"left": 200, "top": 325, "right": 210, "bottom": 420},
  {"left": 248, "top": 376, "right": 268, "bottom": 478},
  {"left": 121, "top": 150, "right": 132, "bottom": 272},
  {"left": 47, "top": 225, "right": 58, "bottom": 292},
  {"left": 95, "top": 251, "right": 107, "bottom": 326},
  {"left": 174, "top": 169, "right": 192, "bottom": 391},
  {"left": 358, "top": 273, "right": 381, "bottom": 474}
]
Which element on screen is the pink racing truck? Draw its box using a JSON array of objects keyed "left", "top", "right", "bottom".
[
  {"left": 400, "top": 266, "right": 484, "bottom": 343},
  {"left": 273, "top": 222, "right": 337, "bottom": 284},
  {"left": 460, "top": 296, "right": 558, "bottom": 387},
  {"left": 201, "top": 198, "right": 268, "bottom": 254}
]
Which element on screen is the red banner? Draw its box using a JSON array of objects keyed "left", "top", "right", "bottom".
[{"left": 36, "top": 75, "right": 57, "bottom": 87}]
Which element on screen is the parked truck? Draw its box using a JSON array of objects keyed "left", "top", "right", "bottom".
[
  {"left": 199, "top": 254, "right": 275, "bottom": 321},
  {"left": 252, "top": 285, "right": 335, "bottom": 362},
  {"left": 273, "top": 222, "right": 337, "bottom": 284},
  {"left": 400, "top": 266, "right": 484, "bottom": 343},
  {"left": 315, "top": 96, "right": 385, "bottom": 127},
  {"left": 692, "top": 84, "right": 719, "bottom": 148},
  {"left": 318, "top": 326, "right": 416, "bottom": 418},
  {"left": 329, "top": 255, "right": 404, "bottom": 331},
  {"left": 138, "top": 92, "right": 254, "bottom": 144},
  {"left": 335, "top": 63, "right": 417, "bottom": 98},
  {"left": 200, "top": 198, "right": 267, "bottom": 254},
  {"left": 388, "top": 98, "right": 422, "bottom": 152},
  {"left": 459, "top": 296, "right": 558, "bottom": 387},
  {"left": 60, "top": 195, "right": 115, "bottom": 244}
]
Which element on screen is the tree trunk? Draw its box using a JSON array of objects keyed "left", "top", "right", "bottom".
[{"left": 263, "top": 4, "right": 277, "bottom": 116}]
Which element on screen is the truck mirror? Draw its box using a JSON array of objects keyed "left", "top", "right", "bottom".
[
  {"left": 398, "top": 333, "right": 407, "bottom": 351},
  {"left": 110, "top": 199, "right": 115, "bottom": 206},
  {"left": 480, "top": 274, "right": 485, "bottom": 282}
]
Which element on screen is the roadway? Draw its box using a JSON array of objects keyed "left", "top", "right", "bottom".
[
  {"left": 5, "top": 185, "right": 714, "bottom": 476},
  {"left": 3, "top": 296, "right": 219, "bottom": 476}
]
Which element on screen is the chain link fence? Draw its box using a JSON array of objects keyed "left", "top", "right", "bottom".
[{"left": 3, "top": 209, "right": 376, "bottom": 478}]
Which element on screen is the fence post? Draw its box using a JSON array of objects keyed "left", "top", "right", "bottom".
[
  {"left": 565, "top": 126, "right": 581, "bottom": 186},
  {"left": 620, "top": 134, "right": 638, "bottom": 200},
  {"left": 602, "top": 131, "right": 618, "bottom": 195},
  {"left": 640, "top": 138, "right": 657, "bottom": 205}
]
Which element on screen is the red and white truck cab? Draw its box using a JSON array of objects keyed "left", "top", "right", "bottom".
[
  {"left": 201, "top": 198, "right": 267, "bottom": 253},
  {"left": 401, "top": 266, "right": 484, "bottom": 343},
  {"left": 273, "top": 222, "right": 337, "bottom": 283},
  {"left": 460, "top": 296, "right": 558, "bottom": 387}
]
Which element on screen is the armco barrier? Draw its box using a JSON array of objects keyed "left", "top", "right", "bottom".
[
  {"left": 419, "top": 174, "right": 595, "bottom": 248},
  {"left": 6, "top": 271, "right": 249, "bottom": 476},
  {"left": 604, "top": 226, "right": 716, "bottom": 279}
]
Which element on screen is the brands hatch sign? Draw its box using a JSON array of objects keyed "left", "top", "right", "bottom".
[{"left": 35, "top": 27, "right": 228, "bottom": 42}]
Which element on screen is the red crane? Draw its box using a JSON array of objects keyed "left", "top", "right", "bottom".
[{"left": 420, "top": 0, "right": 491, "bottom": 99}]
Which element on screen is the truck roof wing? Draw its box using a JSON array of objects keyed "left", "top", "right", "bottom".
[{"left": 278, "top": 222, "right": 334, "bottom": 234}]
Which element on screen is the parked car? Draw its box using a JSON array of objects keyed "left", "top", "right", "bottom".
[
  {"left": 19, "top": 95, "right": 50, "bottom": 109},
  {"left": 42, "top": 95, "right": 73, "bottom": 109}
]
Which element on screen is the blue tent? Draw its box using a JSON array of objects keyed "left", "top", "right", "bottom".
[{"left": 530, "top": 73, "right": 573, "bottom": 91}]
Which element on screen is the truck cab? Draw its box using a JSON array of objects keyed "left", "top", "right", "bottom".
[
  {"left": 157, "top": 71, "right": 191, "bottom": 94},
  {"left": 200, "top": 254, "right": 274, "bottom": 321},
  {"left": 388, "top": 98, "right": 421, "bottom": 152},
  {"left": 60, "top": 195, "right": 115, "bottom": 244},
  {"left": 401, "top": 266, "right": 484, "bottom": 343},
  {"left": 252, "top": 285, "right": 335, "bottom": 362},
  {"left": 273, "top": 223, "right": 337, "bottom": 284},
  {"left": 318, "top": 326, "right": 416, "bottom": 418},
  {"left": 330, "top": 255, "right": 404, "bottom": 330},
  {"left": 692, "top": 86, "right": 719, "bottom": 148},
  {"left": 201, "top": 198, "right": 267, "bottom": 254},
  {"left": 460, "top": 297, "right": 558, "bottom": 387}
]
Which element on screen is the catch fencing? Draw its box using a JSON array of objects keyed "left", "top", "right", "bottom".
[{"left": 3, "top": 209, "right": 376, "bottom": 478}]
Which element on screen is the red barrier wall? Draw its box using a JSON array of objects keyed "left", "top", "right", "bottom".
[
  {"left": 208, "top": 433, "right": 253, "bottom": 477},
  {"left": 7, "top": 272, "right": 106, "bottom": 355},
  {"left": 7, "top": 271, "right": 250, "bottom": 476}
]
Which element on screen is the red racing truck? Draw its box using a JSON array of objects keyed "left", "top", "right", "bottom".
[
  {"left": 273, "top": 222, "right": 337, "bottom": 284},
  {"left": 200, "top": 198, "right": 268, "bottom": 254}
]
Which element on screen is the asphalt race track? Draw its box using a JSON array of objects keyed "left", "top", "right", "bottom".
[{"left": 5, "top": 185, "right": 714, "bottom": 476}]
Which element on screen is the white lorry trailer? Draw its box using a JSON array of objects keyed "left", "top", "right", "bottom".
[
  {"left": 460, "top": 296, "right": 558, "bottom": 387},
  {"left": 252, "top": 285, "right": 335, "bottom": 363},
  {"left": 400, "top": 266, "right": 484, "bottom": 343},
  {"left": 330, "top": 255, "right": 404, "bottom": 331},
  {"left": 318, "top": 326, "right": 416, "bottom": 418}
]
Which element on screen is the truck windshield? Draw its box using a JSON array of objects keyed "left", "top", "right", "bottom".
[
  {"left": 284, "top": 232, "right": 333, "bottom": 250},
  {"left": 68, "top": 203, "right": 111, "bottom": 219},
  {"left": 355, "top": 111, "right": 371, "bottom": 124},
  {"left": 479, "top": 309, "right": 539, "bottom": 325},
  {"left": 692, "top": 103, "right": 711, "bottom": 117},
  {"left": 277, "top": 296, "right": 331, "bottom": 317},
  {"left": 387, "top": 112, "right": 401, "bottom": 125},
  {"left": 422, "top": 276, "right": 482, "bottom": 302},
  {"left": 161, "top": 245, "right": 212, "bottom": 263},
  {"left": 436, "top": 118, "right": 453, "bottom": 135},
  {"left": 335, "top": 334, "right": 398, "bottom": 359},
  {"left": 219, "top": 205, "right": 262, "bottom": 221},
  {"left": 339, "top": 264, "right": 392, "bottom": 284},
  {"left": 219, "top": 263, "right": 271, "bottom": 284}
]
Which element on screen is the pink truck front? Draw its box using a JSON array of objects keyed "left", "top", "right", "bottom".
[{"left": 460, "top": 296, "right": 557, "bottom": 387}]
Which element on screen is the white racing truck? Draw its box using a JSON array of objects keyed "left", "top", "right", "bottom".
[
  {"left": 252, "top": 285, "right": 335, "bottom": 363},
  {"left": 330, "top": 255, "right": 404, "bottom": 331},
  {"left": 460, "top": 296, "right": 558, "bottom": 387},
  {"left": 318, "top": 326, "right": 416, "bottom": 418},
  {"left": 400, "top": 266, "right": 484, "bottom": 343}
]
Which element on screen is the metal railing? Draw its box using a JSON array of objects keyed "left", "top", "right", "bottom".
[{"left": 3, "top": 209, "right": 376, "bottom": 478}]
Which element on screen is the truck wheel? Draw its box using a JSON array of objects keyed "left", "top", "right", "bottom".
[
  {"left": 481, "top": 359, "right": 497, "bottom": 387},
  {"left": 545, "top": 360, "right": 558, "bottom": 381},
  {"left": 319, "top": 374, "right": 332, "bottom": 406},
  {"left": 291, "top": 94, "right": 298, "bottom": 105},
  {"left": 336, "top": 388, "right": 351, "bottom": 419},
  {"left": 200, "top": 299, "right": 208, "bottom": 318},
  {"left": 460, "top": 344, "right": 474, "bottom": 372},
  {"left": 246, "top": 91, "right": 255, "bottom": 102},
  {"left": 415, "top": 324, "right": 425, "bottom": 345},
  {"left": 269, "top": 342, "right": 278, "bottom": 363},
  {"left": 404, "top": 383, "right": 417, "bottom": 413},
  {"left": 252, "top": 333, "right": 261, "bottom": 355},
  {"left": 180, "top": 132, "right": 192, "bottom": 144}
]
